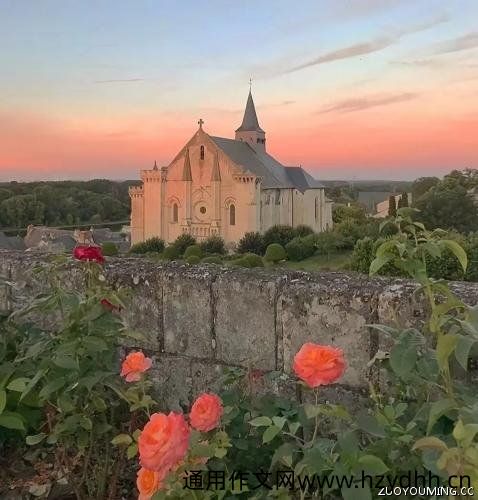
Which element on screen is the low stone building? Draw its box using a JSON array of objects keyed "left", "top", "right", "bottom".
[{"left": 129, "top": 90, "right": 333, "bottom": 245}]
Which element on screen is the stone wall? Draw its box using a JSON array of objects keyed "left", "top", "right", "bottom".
[{"left": 1, "top": 250, "right": 477, "bottom": 411}]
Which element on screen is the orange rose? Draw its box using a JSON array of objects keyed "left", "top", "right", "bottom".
[
  {"left": 139, "top": 412, "right": 190, "bottom": 473},
  {"left": 121, "top": 351, "right": 152, "bottom": 382},
  {"left": 136, "top": 467, "right": 163, "bottom": 500},
  {"left": 293, "top": 343, "right": 346, "bottom": 388},
  {"left": 189, "top": 393, "right": 223, "bottom": 432}
]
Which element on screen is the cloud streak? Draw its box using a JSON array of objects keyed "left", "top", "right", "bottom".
[
  {"left": 93, "top": 78, "right": 145, "bottom": 84},
  {"left": 319, "top": 92, "right": 418, "bottom": 114},
  {"left": 432, "top": 32, "right": 478, "bottom": 55},
  {"left": 281, "top": 15, "right": 449, "bottom": 75}
]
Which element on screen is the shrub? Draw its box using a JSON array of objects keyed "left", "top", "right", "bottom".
[
  {"left": 129, "top": 236, "right": 165, "bottom": 254},
  {"left": 230, "top": 253, "right": 264, "bottom": 268},
  {"left": 314, "top": 231, "right": 343, "bottom": 259},
  {"left": 465, "top": 232, "right": 478, "bottom": 282},
  {"left": 172, "top": 234, "right": 196, "bottom": 255},
  {"left": 237, "top": 231, "right": 265, "bottom": 255},
  {"left": 293, "top": 225, "right": 314, "bottom": 237},
  {"left": 263, "top": 225, "right": 295, "bottom": 248},
  {"left": 199, "top": 235, "right": 226, "bottom": 255},
  {"left": 184, "top": 244, "right": 202, "bottom": 259},
  {"left": 264, "top": 243, "right": 286, "bottom": 263},
  {"left": 163, "top": 245, "right": 181, "bottom": 260},
  {"left": 101, "top": 241, "right": 118, "bottom": 256},
  {"left": 285, "top": 237, "right": 315, "bottom": 261},
  {"left": 186, "top": 255, "right": 201, "bottom": 265},
  {"left": 201, "top": 255, "right": 222, "bottom": 265}
]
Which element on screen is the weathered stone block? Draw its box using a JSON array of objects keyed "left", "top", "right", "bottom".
[{"left": 213, "top": 269, "right": 278, "bottom": 371}]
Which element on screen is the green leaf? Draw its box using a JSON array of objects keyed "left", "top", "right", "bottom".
[
  {"left": 0, "top": 389, "right": 6, "bottom": 414},
  {"left": 0, "top": 413, "right": 25, "bottom": 431},
  {"left": 442, "top": 239, "right": 468, "bottom": 272},
  {"left": 358, "top": 454, "right": 389, "bottom": 475},
  {"left": 455, "top": 335, "right": 476, "bottom": 370},
  {"left": 82, "top": 337, "right": 108, "bottom": 352},
  {"left": 262, "top": 425, "right": 281, "bottom": 443},
  {"left": 111, "top": 433, "right": 133, "bottom": 446},
  {"left": 53, "top": 355, "right": 78, "bottom": 370},
  {"left": 272, "top": 416, "right": 286, "bottom": 430},
  {"left": 20, "top": 369, "right": 46, "bottom": 402},
  {"left": 342, "top": 484, "right": 372, "bottom": 500},
  {"left": 39, "top": 378, "right": 66, "bottom": 400},
  {"left": 7, "top": 377, "right": 29, "bottom": 392},
  {"left": 127, "top": 443, "right": 138, "bottom": 459},
  {"left": 26, "top": 433, "right": 47, "bottom": 445},
  {"left": 436, "top": 334, "right": 458, "bottom": 371},
  {"left": 369, "top": 254, "right": 393, "bottom": 276},
  {"left": 303, "top": 403, "right": 321, "bottom": 419},
  {"left": 427, "top": 399, "right": 456, "bottom": 434},
  {"left": 249, "top": 416, "right": 272, "bottom": 427},
  {"left": 288, "top": 421, "right": 301, "bottom": 435},
  {"left": 271, "top": 442, "right": 296, "bottom": 467},
  {"left": 356, "top": 413, "right": 386, "bottom": 438},
  {"left": 389, "top": 339, "right": 417, "bottom": 379}
]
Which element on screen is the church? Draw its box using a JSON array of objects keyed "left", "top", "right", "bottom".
[{"left": 129, "top": 90, "right": 333, "bottom": 245}]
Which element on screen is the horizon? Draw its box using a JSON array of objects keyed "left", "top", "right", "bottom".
[{"left": 1, "top": 0, "right": 477, "bottom": 182}]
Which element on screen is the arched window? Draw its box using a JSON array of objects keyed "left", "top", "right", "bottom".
[
  {"left": 229, "top": 204, "right": 235, "bottom": 226},
  {"left": 200, "top": 145, "right": 205, "bottom": 160},
  {"left": 173, "top": 203, "right": 178, "bottom": 223}
]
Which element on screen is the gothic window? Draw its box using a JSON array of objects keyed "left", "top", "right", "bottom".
[
  {"left": 200, "top": 145, "right": 205, "bottom": 160},
  {"left": 315, "top": 198, "right": 319, "bottom": 221},
  {"left": 229, "top": 204, "right": 236, "bottom": 226},
  {"left": 173, "top": 203, "right": 178, "bottom": 223}
]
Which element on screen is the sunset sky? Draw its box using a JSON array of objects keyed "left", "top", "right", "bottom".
[{"left": 1, "top": 0, "right": 477, "bottom": 181}]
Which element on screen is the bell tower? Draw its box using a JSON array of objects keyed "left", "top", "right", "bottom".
[{"left": 235, "top": 85, "right": 266, "bottom": 152}]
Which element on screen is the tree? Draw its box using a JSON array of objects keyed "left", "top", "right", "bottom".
[
  {"left": 397, "top": 192, "right": 409, "bottom": 208},
  {"left": 332, "top": 204, "right": 366, "bottom": 224},
  {"left": 415, "top": 183, "right": 478, "bottom": 233},
  {"left": 388, "top": 195, "right": 397, "bottom": 217},
  {"left": 411, "top": 177, "right": 440, "bottom": 202}
]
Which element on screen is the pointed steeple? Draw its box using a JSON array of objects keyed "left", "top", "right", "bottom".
[
  {"left": 182, "top": 148, "right": 192, "bottom": 181},
  {"left": 236, "top": 90, "right": 264, "bottom": 133},
  {"left": 153, "top": 160, "right": 158, "bottom": 170},
  {"left": 235, "top": 89, "right": 266, "bottom": 151},
  {"left": 211, "top": 151, "right": 221, "bottom": 182}
]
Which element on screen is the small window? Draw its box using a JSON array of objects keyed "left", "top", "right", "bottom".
[
  {"left": 200, "top": 206, "right": 206, "bottom": 214},
  {"left": 173, "top": 203, "right": 178, "bottom": 223},
  {"left": 229, "top": 204, "right": 235, "bottom": 226},
  {"left": 200, "top": 145, "right": 205, "bottom": 160}
]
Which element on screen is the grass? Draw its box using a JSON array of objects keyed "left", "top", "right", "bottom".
[{"left": 279, "top": 250, "right": 353, "bottom": 272}]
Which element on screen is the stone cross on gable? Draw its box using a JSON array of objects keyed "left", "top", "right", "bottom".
[{"left": 198, "top": 118, "right": 204, "bottom": 128}]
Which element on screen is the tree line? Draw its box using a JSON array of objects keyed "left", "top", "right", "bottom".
[{"left": 0, "top": 179, "right": 140, "bottom": 229}]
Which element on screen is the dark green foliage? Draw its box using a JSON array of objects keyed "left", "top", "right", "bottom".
[
  {"left": 285, "top": 237, "right": 316, "bottom": 261},
  {"left": 201, "top": 255, "right": 223, "bottom": 265},
  {"left": 163, "top": 245, "right": 181, "bottom": 260},
  {"left": 314, "top": 231, "right": 343, "bottom": 259},
  {"left": 264, "top": 243, "right": 286, "bottom": 263},
  {"left": 415, "top": 182, "right": 478, "bottom": 233},
  {"left": 129, "top": 236, "right": 165, "bottom": 254},
  {"left": 388, "top": 195, "right": 397, "bottom": 217},
  {"left": 199, "top": 235, "right": 226, "bottom": 255},
  {"left": 184, "top": 244, "right": 202, "bottom": 259},
  {"left": 293, "top": 225, "right": 314, "bottom": 237},
  {"left": 333, "top": 220, "right": 379, "bottom": 250},
  {"left": 263, "top": 225, "right": 296, "bottom": 248},
  {"left": 101, "top": 241, "right": 118, "bottom": 256},
  {"left": 231, "top": 253, "right": 264, "bottom": 268},
  {"left": 411, "top": 176, "right": 440, "bottom": 201},
  {"left": 237, "top": 231, "right": 265, "bottom": 255},
  {"left": 397, "top": 192, "right": 409, "bottom": 208},
  {"left": 0, "top": 179, "right": 136, "bottom": 228},
  {"left": 332, "top": 204, "right": 367, "bottom": 224},
  {"left": 172, "top": 234, "right": 196, "bottom": 255},
  {"left": 185, "top": 255, "right": 201, "bottom": 265}
]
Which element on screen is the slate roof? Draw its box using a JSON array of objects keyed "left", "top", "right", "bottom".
[
  {"left": 210, "top": 136, "right": 324, "bottom": 192},
  {"left": 235, "top": 91, "right": 264, "bottom": 133}
]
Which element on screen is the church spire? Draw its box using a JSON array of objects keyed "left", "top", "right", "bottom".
[
  {"left": 235, "top": 87, "right": 266, "bottom": 151},
  {"left": 182, "top": 148, "right": 192, "bottom": 181}
]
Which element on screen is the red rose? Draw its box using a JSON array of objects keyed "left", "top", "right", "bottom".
[
  {"left": 189, "top": 393, "right": 223, "bottom": 432},
  {"left": 100, "top": 298, "right": 121, "bottom": 312},
  {"left": 73, "top": 245, "right": 105, "bottom": 264}
]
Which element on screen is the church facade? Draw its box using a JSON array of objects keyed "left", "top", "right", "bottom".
[{"left": 129, "top": 91, "right": 332, "bottom": 245}]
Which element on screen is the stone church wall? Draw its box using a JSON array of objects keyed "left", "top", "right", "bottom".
[{"left": 2, "top": 250, "right": 476, "bottom": 411}]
